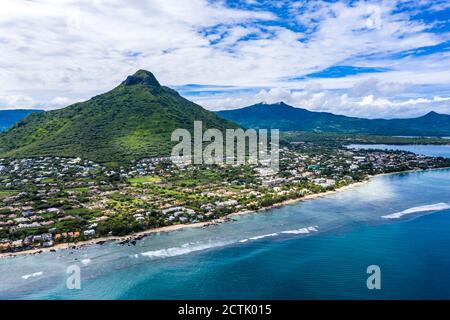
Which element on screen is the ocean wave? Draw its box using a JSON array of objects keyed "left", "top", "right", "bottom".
[
  {"left": 281, "top": 226, "right": 319, "bottom": 234},
  {"left": 240, "top": 226, "right": 319, "bottom": 243},
  {"left": 81, "top": 259, "right": 91, "bottom": 265},
  {"left": 141, "top": 241, "right": 231, "bottom": 259},
  {"left": 21, "top": 271, "right": 43, "bottom": 280},
  {"left": 248, "top": 233, "right": 278, "bottom": 241},
  {"left": 382, "top": 202, "right": 450, "bottom": 219},
  {"left": 140, "top": 226, "right": 320, "bottom": 260}
]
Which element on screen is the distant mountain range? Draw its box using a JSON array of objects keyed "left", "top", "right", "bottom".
[
  {"left": 2, "top": 79, "right": 449, "bottom": 166},
  {"left": 0, "top": 109, "right": 43, "bottom": 132},
  {"left": 216, "top": 102, "right": 450, "bottom": 136},
  {"left": 0, "top": 70, "right": 237, "bottom": 165}
]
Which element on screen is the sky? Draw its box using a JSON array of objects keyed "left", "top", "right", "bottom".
[{"left": 0, "top": 0, "right": 450, "bottom": 119}]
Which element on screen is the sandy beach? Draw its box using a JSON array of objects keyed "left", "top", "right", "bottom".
[{"left": 1, "top": 167, "right": 446, "bottom": 259}]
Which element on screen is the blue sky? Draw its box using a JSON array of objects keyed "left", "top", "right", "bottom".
[{"left": 0, "top": 0, "right": 450, "bottom": 118}]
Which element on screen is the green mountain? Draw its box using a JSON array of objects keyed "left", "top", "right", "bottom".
[
  {"left": 0, "top": 70, "right": 238, "bottom": 165},
  {"left": 216, "top": 102, "right": 450, "bottom": 136},
  {"left": 0, "top": 109, "right": 43, "bottom": 132}
]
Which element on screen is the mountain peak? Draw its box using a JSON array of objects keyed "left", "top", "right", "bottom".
[
  {"left": 421, "top": 111, "right": 447, "bottom": 119},
  {"left": 0, "top": 69, "right": 238, "bottom": 164},
  {"left": 274, "top": 101, "right": 290, "bottom": 107},
  {"left": 258, "top": 101, "right": 291, "bottom": 108},
  {"left": 122, "top": 69, "right": 160, "bottom": 87}
]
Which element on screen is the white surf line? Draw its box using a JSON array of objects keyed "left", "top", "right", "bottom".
[
  {"left": 240, "top": 225, "right": 319, "bottom": 243},
  {"left": 140, "top": 226, "right": 320, "bottom": 260},
  {"left": 382, "top": 202, "right": 450, "bottom": 219},
  {"left": 21, "top": 271, "right": 43, "bottom": 280},
  {"left": 140, "top": 241, "right": 233, "bottom": 259}
]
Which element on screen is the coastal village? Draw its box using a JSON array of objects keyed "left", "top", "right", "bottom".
[{"left": 1, "top": 142, "right": 449, "bottom": 254}]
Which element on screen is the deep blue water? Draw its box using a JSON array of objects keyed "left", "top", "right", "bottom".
[
  {"left": 0, "top": 145, "right": 449, "bottom": 300},
  {"left": 347, "top": 144, "right": 450, "bottom": 158}
]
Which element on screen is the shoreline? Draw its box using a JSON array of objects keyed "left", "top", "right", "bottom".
[{"left": 1, "top": 167, "right": 448, "bottom": 259}]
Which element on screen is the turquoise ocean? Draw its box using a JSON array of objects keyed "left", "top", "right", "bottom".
[{"left": 1, "top": 145, "right": 450, "bottom": 299}]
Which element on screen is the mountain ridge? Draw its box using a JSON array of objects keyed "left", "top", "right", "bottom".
[
  {"left": 0, "top": 70, "right": 239, "bottom": 165},
  {"left": 216, "top": 102, "right": 450, "bottom": 136}
]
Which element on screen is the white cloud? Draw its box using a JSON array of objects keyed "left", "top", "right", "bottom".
[
  {"left": 351, "top": 78, "right": 408, "bottom": 97},
  {"left": 0, "top": 94, "right": 36, "bottom": 109},
  {"left": 48, "top": 96, "right": 83, "bottom": 109},
  {"left": 195, "top": 80, "right": 450, "bottom": 119},
  {"left": 0, "top": 0, "right": 449, "bottom": 118},
  {"left": 0, "top": 94, "right": 81, "bottom": 110}
]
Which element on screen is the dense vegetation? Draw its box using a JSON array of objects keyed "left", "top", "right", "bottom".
[
  {"left": 281, "top": 131, "right": 450, "bottom": 147},
  {"left": 217, "top": 102, "right": 450, "bottom": 136},
  {"left": 0, "top": 70, "right": 238, "bottom": 166}
]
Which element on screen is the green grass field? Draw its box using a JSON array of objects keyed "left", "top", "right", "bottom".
[{"left": 128, "top": 175, "right": 162, "bottom": 184}]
